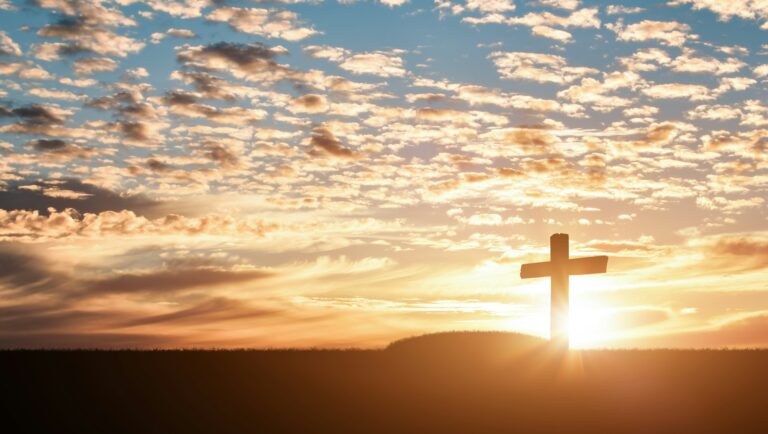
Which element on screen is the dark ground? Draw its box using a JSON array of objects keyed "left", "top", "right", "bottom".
[{"left": 2, "top": 332, "right": 768, "bottom": 434}]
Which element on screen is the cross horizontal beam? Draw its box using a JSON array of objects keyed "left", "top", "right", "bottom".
[{"left": 520, "top": 255, "right": 608, "bottom": 279}]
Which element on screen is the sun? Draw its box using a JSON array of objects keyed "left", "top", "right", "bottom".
[{"left": 568, "top": 303, "right": 611, "bottom": 348}]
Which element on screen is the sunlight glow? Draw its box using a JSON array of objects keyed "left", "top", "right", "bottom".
[{"left": 567, "top": 278, "right": 616, "bottom": 348}]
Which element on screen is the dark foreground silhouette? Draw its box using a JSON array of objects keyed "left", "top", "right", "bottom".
[{"left": 3, "top": 332, "right": 768, "bottom": 434}]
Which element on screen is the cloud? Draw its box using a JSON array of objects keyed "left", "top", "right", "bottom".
[
  {"left": 669, "top": 0, "right": 768, "bottom": 24},
  {"left": 34, "top": 0, "right": 137, "bottom": 26},
  {"left": 207, "top": 7, "right": 319, "bottom": 42},
  {"left": 606, "top": 5, "right": 645, "bottom": 15},
  {"left": 177, "top": 42, "right": 313, "bottom": 85},
  {"left": 539, "top": 0, "right": 580, "bottom": 10},
  {"left": 37, "top": 18, "right": 145, "bottom": 58},
  {"left": 642, "top": 83, "right": 712, "bottom": 100},
  {"left": 0, "top": 207, "right": 279, "bottom": 242},
  {"left": 85, "top": 268, "right": 272, "bottom": 296},
  {"left": 502, "top": 7, "right": 601, "bottom": 29},
  {"left": 609, "top": 20, "right": 694, "bottom": 46},
  {"left": 687, "top": 104, "right": 742, "bottom": 121},
  {"left": 196, "top": 141, "right": 241, "bottom": 170},
  {"left": 72, "top": 57, "right": 118, "bottom": 76},
  {"left": 167, "top": 28, "right": 196, "bottom": 38},
  {"left": 289, "top": 94, "right": 329, "bottom": 113},
  {"left": 0, "top": 248, "right": 64, "bottom": 295},
  {"left": 0, "top": 103, "right": 68, "bottom": 125},
  {"left": 26, "top": 138, "right": 103, "bottom": 161},
  {"left": 670, "top": 48, "right": 745, "bottom": 75},
  {"left": 162, "top": 90, "right": 267, "bottom": 125},
  {"left": 708, "top": 234, "right": 768, "bottom": 270},
  {"left": 493, "top": 126, "right": 560, "bottom": 152},
  {"left": 0, "top": 31, "right": 21, "bottom": 56},
  {"left": 557, "top": 71, "right": 641, "bottom": 111},
  {"left": 119, "top": 0, "right": 210, "bottom": 19},
  {"left": 116, "top": 297, "right": 276, "bottom": 328},
  {"left": 308, "top": 125, "right": 360, "bottom": 159},
  {"left": 465, "top": 0, "right": 515, "bottom": 13},
  {"left": 305, "top": 44, "right": 408, "bottom": 77},
  {"left": 27, "top": 87, "right": 84, "bottom": 101},
  {"left": 339, "top": 51, "right": 407, "bottom": 77},
  {"left": 0, "top": 179, "right": 159, "bottom": 216},
  {"left": 488, "top": 51, "right": 598, "bottom": 84},
  {"left": 531, "top": 25, "right": 573, "bottom": 42},
  {"left": 84, "top": 87, "right": 169, "bottom": 145},
  {"left": 304, "top": 45, "right": 348, "bottom": 62},
  {"left": 0, "top": 103, "right": 96, "bottom": 138},
  {"left": 467, "top": 213, "right": 503, "bottom": 225}
]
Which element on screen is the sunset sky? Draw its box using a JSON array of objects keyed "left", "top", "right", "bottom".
[{"left": 0, "top": 0, "right": 766, "bottom": 349}]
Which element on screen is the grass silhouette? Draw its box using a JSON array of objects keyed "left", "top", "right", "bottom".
[{"left": 3, "top": 331, "right": 768, "bottom": 433}]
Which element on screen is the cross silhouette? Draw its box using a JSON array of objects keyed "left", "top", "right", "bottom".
[{"left": 520, "top": 233, "right": 608, "bottom": 349}]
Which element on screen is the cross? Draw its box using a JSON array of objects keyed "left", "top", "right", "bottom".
[{"left": 520, "top": 233, "right": 608, "bottom": 349}]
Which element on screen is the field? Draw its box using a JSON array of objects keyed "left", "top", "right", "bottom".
[{"left": 3, "top": 332, "right": 768, "bottom": 433}]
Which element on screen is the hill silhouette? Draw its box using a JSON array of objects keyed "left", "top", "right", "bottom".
[
  {"left": 386, "top": 330, "right": 546, "bottom": 353},
  {"left": 3, "top": 331, "right": 768, "bottom": 433}
]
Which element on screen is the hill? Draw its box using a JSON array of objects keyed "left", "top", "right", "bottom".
[{"left": 2, "top": 331, "right": 768, "bottom": 433}]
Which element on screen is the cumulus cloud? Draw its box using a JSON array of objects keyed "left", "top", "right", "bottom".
[
  {"left": 308, "top": 125, "right": 360, "bottom": 159},
  {"left": 167, "top": 28, "right": 196, "bottom": 38},
  {"left": 669, "top": 0, "right": 768, "bottom": 25},
  {"left": 606, "top": 5, "right": 645, "bottom": 15},
  {"left": 72, "top": 57, "right": 118, "bottom": 76},
  {"left": 36, "top": 18, "right": 145, "bottom": 58},
  {"left": 162, "top": 90, "right": 267, "bottom": 125},
  {"left": 0, "top": 103, "right": 68, "bottom": 126},
  {"left": 0, "top": 31, "right": 21, "bottom": 56},
  {"left": 538, "top": 0, "right": 580, "bottom": 10},
  {"left": 467, "top": 213, "right": 503, "bottom": 225},
  {"left": 34, "top": 0, "right": 137, "bottom": 26},
  {"left": 687, "top": 104, "right": 742, "bottom": 121},
  {"left": 28, "top": 87, "right": 84, "bottom": 101},
  {"left": 642, "top": 83, "right": 712, "bottom": 100},
  {"left": 26, "top": 138, "right": 103, "bottom": 160},
  {"left": 289, "top": 94, "right": 329, "bottom": 113},
  {"left": 465, "top": 0, "right": 515, "bottom": 13},
  {"left": 670, "top": 48, "right": 745, "bottom": 75},
  {"left": 304, "top": 45, "right": 348, "bottom": 62},
  {"left": 609, "top": 20, "right": 694, "bottom": 46},
  {"left": 339, "top": 51, "right": 407, "bottom": 77},
  {"left": 488, "top": 51, "right": 598, "bottom": 84},
  {"left": 207, "top": 7, "right": 319, "bottom": 42},
  {"left": 503, "top": 7, "right": 601, "bottom": 29},
  {"left": 531, "top": 25, "right": 573, "bottom": 42},
  {"left": 494, "top": 126, "right": 560, "bottom": 152},
  {"left": 0, "top": 179, "right": 159, "bottom": 216},
  {"left": 557, "top": 70, "right": 640, "bottom": 111},
  {"left": 305, "top": 45, "right": 408, "bottom": 77},
  {"left": 177, "top": 42, "right": 312, "bottom": 85},
  {"left": 0, "top": 208, "right": 279, "bottom": 242},
  {"left": 116, "top": 0, "right": 210, "bottom": 19}
]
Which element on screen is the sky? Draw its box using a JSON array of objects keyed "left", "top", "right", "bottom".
[{"left": 0, "top": 0, "right": 766, "bottom": 349}]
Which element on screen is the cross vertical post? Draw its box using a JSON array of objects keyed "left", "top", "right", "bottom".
[{"left": 550, "top": 233, "right": 569, "bottom": 349}]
